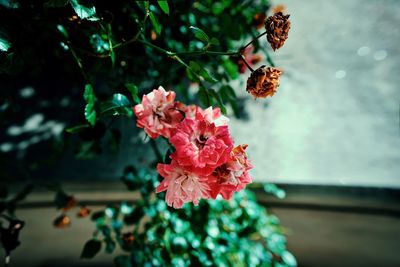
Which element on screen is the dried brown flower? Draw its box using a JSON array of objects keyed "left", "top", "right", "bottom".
[
  {"left": 246, "top": 66, "right": 282, "bottom": 99},
  {"left": 265, "top": 12, "right": 291, "bottom": 50}
]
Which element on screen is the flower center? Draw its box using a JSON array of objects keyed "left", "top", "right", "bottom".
[{"left": 195, "top": 135, "right": 208, "bottom": 149}]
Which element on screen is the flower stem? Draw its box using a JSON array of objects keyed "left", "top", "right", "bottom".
[
  {"left": 240, "top": 54, "right": 254, "bottom": 72},
  {"left": 241, "top": 31, "right": 268, "bottom": 52},
  {"left": 68, "top": 43, "right": 90, "bottom": 83},
  {"left": 137, "top": 39, "right": 239, "bottom": 57}
]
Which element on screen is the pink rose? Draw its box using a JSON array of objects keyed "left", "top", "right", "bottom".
[
  {"left": 184, "top": 105, "right": 229, "bottom": 126},
  {"left": 156, "top": 161, "right": 211, "bottom": 208},
  {"left": 170, "top": 117, "right": 234, "bottom": 176},
  {"left": 209, "top": 144, "right": 253, "bottom": 199},
  {"left": 133, "top": 86, "right": 184, "bottom": 139}
]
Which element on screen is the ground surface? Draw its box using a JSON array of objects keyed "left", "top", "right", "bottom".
[{"left": 2, "top": 204, "right": 399, "bottom": 267}]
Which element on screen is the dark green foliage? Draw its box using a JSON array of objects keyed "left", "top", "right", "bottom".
[
  {"left": 81, "top": 239, "right": 102, "bottom": 259},
  {"left": 83, "top": 84, "right": 97, "bottom": 126},
  {"left": 87, "top": 169, "right": 296, "bottom": 267}
]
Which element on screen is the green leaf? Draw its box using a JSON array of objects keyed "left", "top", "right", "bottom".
[
  {"left": 263, "top": 183, "right": 286, "bottom": 199},
  {"left": 81, "top": 239, "right": 102, "bottom": 259},
  {"left": 114, "top": 255, "right": 132, "bottom": 267},
  {"left": 220, "top": 85, "right": 236, "bottom": 101},
  {"left": 282, "top": 251, "right": 297, "bottom": 267},
  {"left": 198, "top": 87, "right": 210, "bottom": 107},
  {"left": 123, "top": 207, "right": 144, "bottom": 225},
  {"left": 222, "top": 59, "right": 239, "bottom": 79},
  {"left": 189, "top": 61, "right": 218, "bottom": 83},
  {"left": 110, "top": 51, "right": 116, "bottom": 67},
  {"left": 105, "top": 238, "right": 116, "bottom": 253},
  {"left": 100, "top": 94, "right": 132, "bottom": 117},
  {"left": 106, "top": 24, "right": 115, "bottom": 67},
  {"left": 0, "top": 37, "right": 11, "bottom": 52},
  {"left": 149, "top": 12, "right": 161, "bottom": 35},
  {"left": 209, "top": 37, "right": 220, "bottom": 46},
  {"left": 208, "top": 89, "right": 227, "bottom": 114},
  {"left": 185, "top": 68, "right": 199, "bottom": 83},
  {"left": 157, "top": 1, "right": 169, "bottom": 15},
  {"left": 56, "top": 24, "right": 69, "bottom": 39},
  {"left": 91, "top": 211, "right": 105, "bottom": 221},
  {"left": 65, "top": 124, "right": 90, "bottom": 134},
  {"left": 189, "top": 26, "right": 209, "bottom": 43},
  {"left": 70, "top": 0, "right": 98, "bottom": 20},
  {"left": 0, "top": 0, "right": 19, "bottom": 8},
  {"left": 83, "top": 84, "right": 97, "bottom": 126},
  {"left": 125, "top": 83, "right": 141, "bottom": 104}
]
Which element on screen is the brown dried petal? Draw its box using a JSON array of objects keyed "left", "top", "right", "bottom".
[
  {"left": 265, "top": 12, "right": 291, "bottom": 50},
  {"left": 53, "top": 214, "right": 71, "bottom": 228},
  {"left": 77, "top": 206, "right": 91, "bottom": 218},
  {"left": 246, "top": 66, "right": 282, "bottom": 99}
]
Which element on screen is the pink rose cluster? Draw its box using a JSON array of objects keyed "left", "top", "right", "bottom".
[{"left": 134, "top": 86, "right": 253, "bottom": 208}]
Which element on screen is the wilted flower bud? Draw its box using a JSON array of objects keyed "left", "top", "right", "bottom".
[
  {"left": 246, "top": 66, "right": 282, "bottom": 99},
  {"left": 252, "top": 13, "right": 267, "bottom": 29},
  {"left": 265, "top": 12, "right": 291, "bottom": 50}
]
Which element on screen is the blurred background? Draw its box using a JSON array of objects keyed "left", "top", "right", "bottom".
[{"left": 0, "top": 0, "right": 399, "bottom": 266}]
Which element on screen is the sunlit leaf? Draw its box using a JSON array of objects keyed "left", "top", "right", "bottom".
[
  {"left": 83, "top": 84, "right": 97, "bottom": 126},
  {"left": 0, "top": 37, "right": 11, "bottom": 52},
  {"left": 157, "top": 1, "right": 169, "bottom": 15},
  {"left": 70, "top": 0, "right": 98, "bottom": 20},
  {"left": 100, "top": 94, "right": 132, "bottom": 117},
  {"left": 282, "top": 251, "right": 298, "bottom": 267},
  {"left": 149, "top": 12, "right": 161, "bottom": 35}
]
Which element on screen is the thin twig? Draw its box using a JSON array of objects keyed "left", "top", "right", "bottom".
[
  {"left": 241, "top": 31, "right": 268, "bottom": 52},
  {"left": 68, "top": 43, "right": 90, "bottom": 83},
  {"left": 240, "top": 54, "right": 254, "bottom": 72}
]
